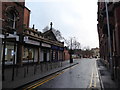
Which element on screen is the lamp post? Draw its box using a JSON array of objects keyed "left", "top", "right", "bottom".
[
  {"left": 69, "top": 38, "right": 73, "bottom": 63},
  {"left": 105, "top": 0, "right": 113, "bottom": 76}
]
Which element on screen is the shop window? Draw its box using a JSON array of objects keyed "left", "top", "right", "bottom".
[
  {"left": 23, "top": 48, "right": 28, "bottom": 60},
  {"left": 23, "top": 47, "right": 34, "bottom": 62},
  {"left": 5, "top": 42, "right": 15, "bottom": 64}
]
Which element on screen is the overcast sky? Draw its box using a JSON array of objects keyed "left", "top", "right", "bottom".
[{"left": 25, "top": 0, "right": 99, "bottom": 49}]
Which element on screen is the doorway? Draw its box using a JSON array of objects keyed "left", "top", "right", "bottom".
[{"left": 43, "top": 52, "right": 47, "bottom": 62}]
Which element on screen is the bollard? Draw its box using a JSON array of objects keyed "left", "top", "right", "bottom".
[
  {"left": 24, "top": 67, "right": 26, "bottom": 78},
  {"left": 12, "top": 66, "right": 15, "bottom": 81},
  {"left": 27, "top": 66, "right": 28, "bottom": 74},
  {"left": 50, "top": 62, "right": 52, "bottom": 70},
  {"left": 47, "top": 63, "right": 49, "bottom": 71},
  {"left": 16, "top": 66, "right": 18, "bottom": 77},
  {"left": 41, "top": 63, "right": 43, "bottom": 72},
  {"left": 34, "top": 65, "right": 36, "bottom": 75}
]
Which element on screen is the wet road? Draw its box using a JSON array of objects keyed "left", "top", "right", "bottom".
[{"left": 23, "top": 58, "right": 101, "bottom": 89}]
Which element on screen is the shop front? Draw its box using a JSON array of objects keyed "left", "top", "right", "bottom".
[
  {"left": 1, "top": 34, "right": 19, "bottom": 65},
  {"left": 51, "top": 45, "right": 59, "bottom": 62},
  {"left": 4, "top": 41, "right": 17, "bottom": 65},
  {"left": 23, "top": 36, "right": 40, "bottom": 63},
  {"left": 58, "top": 47, "right": 64, "bottom": 61},
  {"left": 40, "top": 42, "right": 51, "bottom": 62}
]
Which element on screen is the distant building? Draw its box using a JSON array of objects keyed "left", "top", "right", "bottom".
[
  {"left": 64, "top": 47, "right": 70, "bottom": 60},
  {"left": 73, "top": 49, "right": 82, "bottom": 59},
  {"left": 91, "top": 48, "right": 99, "bottom": 58}
]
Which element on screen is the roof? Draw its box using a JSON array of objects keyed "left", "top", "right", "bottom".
[{"left": 43, "top": 29, "right": 58, "bottom": 41}]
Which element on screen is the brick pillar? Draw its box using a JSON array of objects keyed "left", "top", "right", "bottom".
[{"left": 17, "top": 44, "right": 23, "bottom": 66}]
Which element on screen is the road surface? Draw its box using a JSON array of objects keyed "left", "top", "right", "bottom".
[{"left": 22, "top": 58, "right": 101, "bottom": 89}]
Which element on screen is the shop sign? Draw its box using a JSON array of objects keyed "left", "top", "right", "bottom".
[
  {"left": 24, "top": 36, "right": 40, "bottom": 46},
  {"left": 52, "top": 45, "right": 58, "bottom": 50},
  {"left": 0, "top": 34, "right": 4, "bottom": 38},
  {"left": 41, "top": 43, "right": 51, "bottom": 48},
  {"left": 7, "top": 34, "right": 19, "bottom": 41},
  {"left": 59, "top": 47, "right": 64, "bottom": 50}
]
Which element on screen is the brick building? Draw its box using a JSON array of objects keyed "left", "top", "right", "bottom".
[
  {"left": 1, "top": 1, "right": 25, "bottom": 65},
  {"left": 1, "top": 1, "right": 64, "bottom": 66},
  {"left": 64, "top": 47, "right": 70, "bottom": 60},
  {"left": 97, "top": 1, "right": 120, "bottom": 85},
  {"left": 91, "top": 47, "right": 99, "bottom": 58}
]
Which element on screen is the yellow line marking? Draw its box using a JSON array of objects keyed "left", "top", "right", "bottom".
[
  {"left": 89, "top": 61, "right": 97, "bottom": 88},
  {"left": 94, "top": 73, "right": 96, "bottom": 87},
  {"left": 89, "top": 69, "right": 93, "bottom": 88},
  {"left": 24, "top": 72, "right": 64, "bottom": 90},
  {"left": 24, "top": 64, "right": 78, "bottom": 90},
  {"left": 24, "top": 74, "right": 57, "bottom": 89},
  {"left": 94, "top": 61, "right": 98, "bottom": 88},
  {"left": 31, "top": 71, "right": 64, "bottom": 89}
]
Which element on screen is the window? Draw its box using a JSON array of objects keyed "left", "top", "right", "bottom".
[
  {"left": 7, "top": 11, "right": 17, "bottom": 29},
  {"left": 5, "top": 6, "right": 19, "bottom": 29},
  {"left": 5, "top": 42, "right": 16, "bottom": 65}
]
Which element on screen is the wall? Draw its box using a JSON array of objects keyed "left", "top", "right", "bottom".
[
  {"left": 2, "top": 2, "right": 25, "bottom": 34},
  {"left": 24, "top": 7, "right": 30, "bottom": 28},
  {"left": 64, "top": 49, "right": 70, "bottom": 60}
]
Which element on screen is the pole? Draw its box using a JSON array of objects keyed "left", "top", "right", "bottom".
[
  {"left": 12, "top": 43, "right": 16, "bottom": 81},
  {"left": 70, "top": 38, "right": 73, "bottom": 63},
  {"left": 2, "top": 33, "right": 6, "bottom": 81},
  {"left": 105, "top": 0, "right": 113, "bottom": 74}
]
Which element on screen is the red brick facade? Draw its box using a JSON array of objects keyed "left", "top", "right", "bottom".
[
  {"left": 2, "top": 2, "right": 25, "bottom": 34},
  {"left": 64, "top": 47, "right": 70, "bottom": 60},
  {"left": 97, "top": 2, "right": 120, "bottom": 84},
  {"left": 24, "top": 7, "right": 30, "bottom": 28}
]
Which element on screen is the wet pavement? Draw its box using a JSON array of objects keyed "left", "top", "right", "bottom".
[
  {"left": 23, "top": 58, "right": 101, "bottom": 89},
  {"left": 97, "top": 59, "right": 118, "bottom": 89}
]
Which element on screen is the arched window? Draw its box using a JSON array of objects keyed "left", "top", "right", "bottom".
[
  {"left": 5, "top": 6, "right": 19, "bottom": 29},
  {"left": 7, "top": 11, "right": 17, "bottom": 29}
]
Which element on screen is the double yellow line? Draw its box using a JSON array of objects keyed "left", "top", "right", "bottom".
[
  {"left": 89, "top": 62, "right": 97, "bottom": 88},
  {"left": 24, "top": 71, "right": 64, "bottom": 90},
  {"left": 24, "top": 64, "right": 78, "bottom": 90}
]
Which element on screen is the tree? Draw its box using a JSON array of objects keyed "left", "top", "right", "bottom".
[
  {"left": 64, "top": 37, "right": 81, "bottom": 63},
  {"left": 64, "top": 37, "right": 81, "bottom": 50},
  {"left": 42, "top": 26, "right": 64, "bottom": 41},
  {"left": 52, "top": 29, "right": 63, "bottom": 41},
  {"left": 42, "top": 26, "right": 49, "bottom": 33},
  {"left": 81, "top": 46, "right": 94, "bottom": 58}
]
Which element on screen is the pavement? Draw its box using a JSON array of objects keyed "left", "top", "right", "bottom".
[
  {"left": 2, "top": 60, "right": 78, "bottom": 89},
  {"left": 96, "top": 59, "right": 118, "bottom": 90}
]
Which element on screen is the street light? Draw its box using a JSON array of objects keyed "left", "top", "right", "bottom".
[{"left": 69, "top": 38, "right": 73, "bottom": 63}]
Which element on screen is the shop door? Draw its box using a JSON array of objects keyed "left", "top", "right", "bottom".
[{"left": 44, "top": 52, "right": 47, "bottom": 62}]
